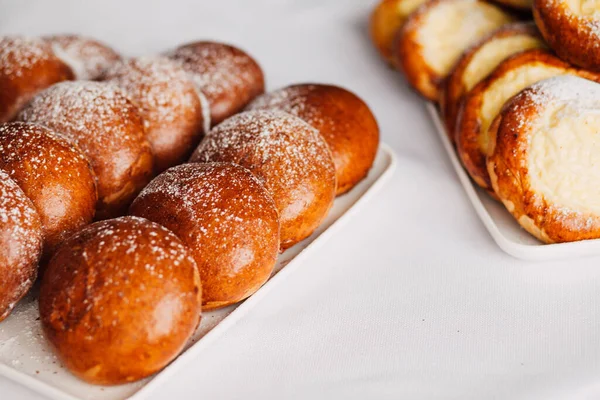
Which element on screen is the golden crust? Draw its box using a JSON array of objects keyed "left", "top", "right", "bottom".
[
  {"left": 487, "top": 77, "right": 600, "bottom": 243},
  {"left": 369, "top": 0, "right": 429, "bottom": 63},
  {"left": 0, "top": 122, "right": 97, "bottom": 263},
  {"left": 441, "top": 22, "right": 543, "bottom": 142},
  {"left": 247, "top": 84, "right": 380, "bottom": 195},
  {"left": 39, "top": 216, "right": 202, "bottom": 385},
  {"left": 533, "top": 0, "right": 600, "bottom": 71},
  {"left": 129, "top": 163, "right": 280, "bottom": 311},
  {"left": 456, "top": 49, "right": 600, "bottom": 192},
  {"left": 394, "top": 0, "right": 514, "bottom": 101}
]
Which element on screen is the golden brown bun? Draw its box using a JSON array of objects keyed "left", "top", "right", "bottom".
[
  {"left": 39, "top": 216, "right": 201, "bottom": 385},
  {"left": 395, "top": 0, "right": 515, "bottom": 101},
  {"left": 0, "top": 122, "right": 97, "bottom": 263},
  {"left": 166, "top": 41, "right": 265, "bottom": 126},
  {"left": 43, "top": 34, "right": 121, "bottom": 80},
  {"left": 533, "top": 0, "right": 600, "bottom": 71},
  {"left": 189, "top": 110, "right": 336, "bottom": 249},
  {"left": 369, "top": 0, "right": 430, "bottom": 63},
  {"left": 0, "top": 170, "right": 43, "bottom": 322},
  {"left": 456, "top": 49, "right": 600, "bottom": 192},
  {"left": 442, "top": 22, "right": 544, "bottom": 142},
  {"left": 487, "top": 76, "right": 600, "bottom": 243},
  {"left": 0, "top": 36, "right": 74, "bottom": 123},
  {"left": 130, "top": 163, "right": 279, "bottom": 310},
  {"left": 17, "top": 81, "right": 154, "bottom": 219},
  {"left": 101, "top": 56, "right": 204, "bottom": 173},
  {"left": 247, "top": 84, "right": 380, "bottom": 195},
  {"left": 490, "top": 0, "right": 532, "bottom": 10}
]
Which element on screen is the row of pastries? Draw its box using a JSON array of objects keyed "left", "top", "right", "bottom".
[
  {"left": 0, "top": 35, "right": 379, "bottom": 384},
  {"left": 370, "top": 0, "right": 600, "bottom": 244}
]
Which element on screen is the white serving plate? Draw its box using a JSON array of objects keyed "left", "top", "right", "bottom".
[
  {"left": 0, "top": 144, "right": 396, "bottom": 400},
  {"left": 426, "top": 102, "right": 600, "bottom": 261}
]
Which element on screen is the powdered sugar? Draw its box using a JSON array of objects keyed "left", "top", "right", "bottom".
[{"left": 0, "top": 36, "right": 55, "bottom": 77}]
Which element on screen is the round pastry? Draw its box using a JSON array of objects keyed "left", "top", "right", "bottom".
[
  {"left": 369, "top": 0, "right": 430, "bottom": 63},
  {"left": 0, "top": 170, "right": 43, "bottom": 322},
  {"left": 442, "top": 22, "right": 544, "bottom": 141},
  {"left": 533, "top": 0, "right": 600, "bottom": 71},
  {"left": 101, "top": 56, "right": 204, "bottom": 172},
  {"left": 166, "top": 41, "right": 265, "bottom": 126},
  {"left": 247, "top": 84, "right": 379, "bottom": 195},
  {"left": 456, "top": 49, "right": 600, "bottom": 192},
  {"left": 488, "top": 76, "right": 600, "bottom": 243},
  {"left": 0, "top": 122, "right": 97, "bottom": 262},
  {"left": 39, "top": 216, "right": 201, "bottom": 385},
  {"left": 130, "top": 163, "right": 279, "bottom": 310},
  {"left": 0, "top": 36, "right": 74, "bottom": 123},
  {"left": 189, "top": 110, "right": 336, "bottom": 249},
  {"left": 43, "top": 34, "right": 121, "bottom": 80},
  {"left": 395, "top": 0, "right": 514, "bottom": 101},
  {"left": 17, "top": 81, "right": 154, "bottom": 219}
]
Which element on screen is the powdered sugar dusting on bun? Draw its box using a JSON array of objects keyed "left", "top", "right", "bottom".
[
  {"left": 102, "top": 56, "right": 204, "bottom": 172},
  {"left": 0, "top": 169, "right": 43, "bottom": 322},
  {"left": 190, "top": 109, "right": 336, "bottom": 248},
  {"left": 44, "top": 34, "right": 121, "bottom": 80},
  {"left": 17, "top": 81, "right": 154, "bottom": 219}
]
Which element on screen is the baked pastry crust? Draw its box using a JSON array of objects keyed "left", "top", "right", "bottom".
[
  {"left": 395, "top": 0, "right": 514, "bottom": 101},
  {"left": 442, "top": 22, "right": 544, "bottom": 142},
  {"left": 369, "top": 0, "right": 429, "bottom": 63},
  {"left": 488, "top": 76, "right": 600, "bottom": 243},
  {"left": 456, "top": 49, "right": 600, "bottom": 192},
  {"left": 247, "top": 83, "right": 380, "bottom": 195},
  {"left": 534, "top": 0, "right": 600, "bottom": 71}
]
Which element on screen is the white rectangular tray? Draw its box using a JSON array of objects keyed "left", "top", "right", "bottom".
[
  {"left": 426, "top": 102, "right": 600, "bottom": 261},
  {"left": 0, "top": 144, "right": 396, "bottom": 400}
]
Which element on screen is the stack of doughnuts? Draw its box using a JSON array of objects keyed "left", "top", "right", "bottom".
[
  {"left": 0, "top": 34, "right": 379, "bottom": 384},
  {"left": 370, "top": 0, "right": 600, "bottom": 243}
]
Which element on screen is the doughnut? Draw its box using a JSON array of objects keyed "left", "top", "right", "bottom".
[
  {"left": 39, "top": 216, "right": 201, "bottom": 385},
  {"left": 101, "top": 56, "right": 204, "bottom": 172},
  {"left": 17, "top": 81, "right": 154, "bottom": 219},
  {"left": 488, "top": 76, "right": 600, "bottom": 243},
  {"left": 0, "top": 122, "right": 97, "bottom": 263},
  {"left": 166, "top": 41, "right": 265, "bottom": 126},
  {"left": 43, "top": 34, "right": 121, "bottom": 80},
  {"left": 442, "top": 22, "right": 544, "bottom": 141},
  {"left": 189, "top": 110, "right": 336, "bottom": 249},
  {"left": 247, "top": 84, "right": 379, "bottom": 195},
  {"left": 130, "top": 163, "right": 279, "bottom": 310},
  {"left": 369, "top": 0, "right": 429, "bottom": 63},
  {"left": 395, "top": 0, "right": 514, "bottom": 101},
  {"left": 0, "top": 36, "right": 74, "bottom": 123},
  {"left": 534, "top": 0, "right": 600, "bottom": 71},
  {"left": 0, "top": 170, "right": 43, "bottom": 322},
  {"left": 456, "top": 49, "right": 600, "bottom": 192}
]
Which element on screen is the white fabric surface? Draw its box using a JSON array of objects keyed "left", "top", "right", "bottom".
[{"left": 2, "top": 0, "right": 600, "bottom": 399}]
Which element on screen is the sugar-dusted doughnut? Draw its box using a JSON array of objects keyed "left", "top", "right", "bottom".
[
  {"left": 395, "top": 0, "right": 514, "bottom": 101},
  {"left": 0, "top": 36, "right": 73, "bottom": 123},
  {"left": 43, "top": 34, "right": 121, "bottom": 80},
  {"left": 442, "top": 22, "right": 544, "bottom": 141},
  {"left": 0, "top": 122, "right": 97, "bottom": 262},
  {"left": 17, "top": 81, "right": 154, "bottom": 219},
  {"left": 0, "top": 169, "right": 43, "bottom": 322},
  {"left": 247, "top": 84, "right": 379, "bottom": 195},
  {"left": 456, "top": 49, "right": 600, "bottom": 192},
  {"left": 190, "top": 110, "right": 336, "bottom": 249},
  {"left": 167, "top": 41, "right": 265, "bottom": 126},
  {"left": 488, "top": 76, "right": 600, "bottom": 243},
  {"left": 39, "top": 216, "right": 201, "bottom": 385},
  {"left": 101, "top": 56, "right": 204, "bottom": 172},
  {"left": 130, "top": 162, "right": 279, "bottom": 310}
]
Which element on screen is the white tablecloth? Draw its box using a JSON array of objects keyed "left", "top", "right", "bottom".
[{"left": 3, "top": 1, "right": 600, "bottom": 399}]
